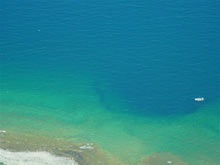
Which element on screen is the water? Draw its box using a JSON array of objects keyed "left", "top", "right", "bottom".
[{"left": 0, "top": 0, "right": 220, "bottom": 164}]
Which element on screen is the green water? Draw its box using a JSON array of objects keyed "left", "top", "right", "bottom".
[
  {"left": 0, "top": 74, "right": 219, "bottom": 165},
  {"left": 1, "top": 0, "right": 220, "bottom": 164}
]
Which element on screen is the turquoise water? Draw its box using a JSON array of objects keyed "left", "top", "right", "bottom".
[{"left": 0, "top": 0, "right": 220, "bottom": 164}]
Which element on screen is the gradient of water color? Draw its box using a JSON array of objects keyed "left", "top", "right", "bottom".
[{"left": 0, "top": 0, "right": 220, "bottom": 164}]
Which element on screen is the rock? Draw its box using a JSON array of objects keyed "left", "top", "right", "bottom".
[{"left": 140, "top": 152, "right": 188, "bottom": 165}]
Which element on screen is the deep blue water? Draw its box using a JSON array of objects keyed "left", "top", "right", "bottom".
[
  {"left": 1, "top": 1, "right": 220, "bottom": 164},
  {"left": 0, "top": 0, "right": 219, "bottom": 116}
]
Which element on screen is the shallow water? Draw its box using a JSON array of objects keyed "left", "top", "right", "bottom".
[
  {"left": 0, "top": 86, "right": 219, "bottom": 164},
  {"left": 0, "top": 0, "right": 220, "bottom": 164}
]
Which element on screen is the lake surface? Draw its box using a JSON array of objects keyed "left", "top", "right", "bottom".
[{"left": 0, "top": 0, "right": 220, "bottom": 164}]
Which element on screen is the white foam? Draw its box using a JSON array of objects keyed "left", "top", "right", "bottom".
[
  {"left": 79, "top": 145, "right": 94, "bottom": 150},
  {"left": 0, "top": 130, "right": 6, "bottom": 133},
  {"left": 0, "top": 148, "right": 78, "bottom": 165}
]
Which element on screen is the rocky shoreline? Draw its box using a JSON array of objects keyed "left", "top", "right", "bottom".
[
  {"left": 0, "top": 130, "right": 190, "bottom": 165},
  {"left": 0, "top": 130, "right": 124, "bottom": 165}
]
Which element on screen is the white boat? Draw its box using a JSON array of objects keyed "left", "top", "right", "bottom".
[{"left": 194, "top": 97, "right": 204, "bottom": 102}]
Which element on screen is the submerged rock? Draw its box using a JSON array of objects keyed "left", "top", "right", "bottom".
[
  {"left": 140, "top": 152, "right": 188, "bottom": 165},
  {"left": 0, "top": 131, "right": 125, "bottom": 165}
]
